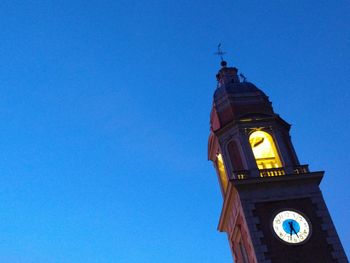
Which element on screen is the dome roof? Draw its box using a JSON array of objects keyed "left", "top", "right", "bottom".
[
  {"left": 214, "top": 81, "right": 268, "bottom": 100},
  {"left": 210, "top": 64, "right": 274, "bottom": 131}
]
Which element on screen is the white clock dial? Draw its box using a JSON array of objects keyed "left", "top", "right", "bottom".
[{"left": 272, "top": 210, "right": 311, "bottom": 244}]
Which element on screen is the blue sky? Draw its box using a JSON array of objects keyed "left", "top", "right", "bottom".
[{"left": 0, "top": 0, "right": 349, "bottom": 262}]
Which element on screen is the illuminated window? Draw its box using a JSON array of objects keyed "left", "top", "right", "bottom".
[
  {"left": 249, "top": 131, "right": 282, "bottom": 169},
  {"left": 216, "top": 154, "right": 228, "bottom": 192}
]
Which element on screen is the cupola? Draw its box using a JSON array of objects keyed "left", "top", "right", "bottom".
[{"left": 211, "top": 61, "right": 274, "bottom": 132}]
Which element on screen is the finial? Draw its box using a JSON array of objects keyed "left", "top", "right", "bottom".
[
  {"left": 214, "top": 43, "right": 227, "bottom": 63},
  {"left": 221, "top": 60, "right": 227, "bottom": 68}
]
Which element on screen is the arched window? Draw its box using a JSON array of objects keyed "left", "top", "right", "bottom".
[{"left": 249, "top": 131, "right": 282, "bottom": 169}]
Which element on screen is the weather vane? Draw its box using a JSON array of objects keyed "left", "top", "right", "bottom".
[{"left": 214, "top": 43, "right": 226, "bottom": 62}]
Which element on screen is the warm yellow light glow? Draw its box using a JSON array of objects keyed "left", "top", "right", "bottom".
[
  {"left": 249, "top": 131, "right": 282, "bottom": 170},
  {"left": 217, "top": 154, "right": 228, "bottom": 192}
]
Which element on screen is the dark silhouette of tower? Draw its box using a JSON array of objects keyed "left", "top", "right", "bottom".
[{"left": 208, "top": 61, "right": 348, "bottom": 263}]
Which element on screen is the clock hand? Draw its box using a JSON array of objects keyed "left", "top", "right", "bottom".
[
  {"left": 292, "top": 228, "right": 299, "bottom": 238},
  {"left": 288, "top": 221, "right": 293, "bottom": 237},
  {"left": 289, "top": 221, "right": 299, "bottom": 238}
]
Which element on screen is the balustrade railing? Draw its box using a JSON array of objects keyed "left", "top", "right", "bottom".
[
  {"left": 259, "top": 167, "right": 285, "bottom": 177},
  {"left": 293, "top": 165, "right": 309, "bottom": 174},
  {"left": 233, "top": 165, "right": 310, "bottom": 180},
  {"left": 232, "top": 170, "right": 250, "bottom": 180}
]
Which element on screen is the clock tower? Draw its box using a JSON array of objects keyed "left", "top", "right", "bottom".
[{"left": 208, "top": 61, "right": 348, "bottom": 262}]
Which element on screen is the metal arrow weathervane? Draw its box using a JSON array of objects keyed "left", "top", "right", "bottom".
[{"left": 214, "top": 43, "right": 226, "bottom": 62}]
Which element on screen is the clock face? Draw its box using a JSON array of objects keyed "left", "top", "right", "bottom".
[{"left": 272, "top": 210, "right": 311, "bottom": 244}]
